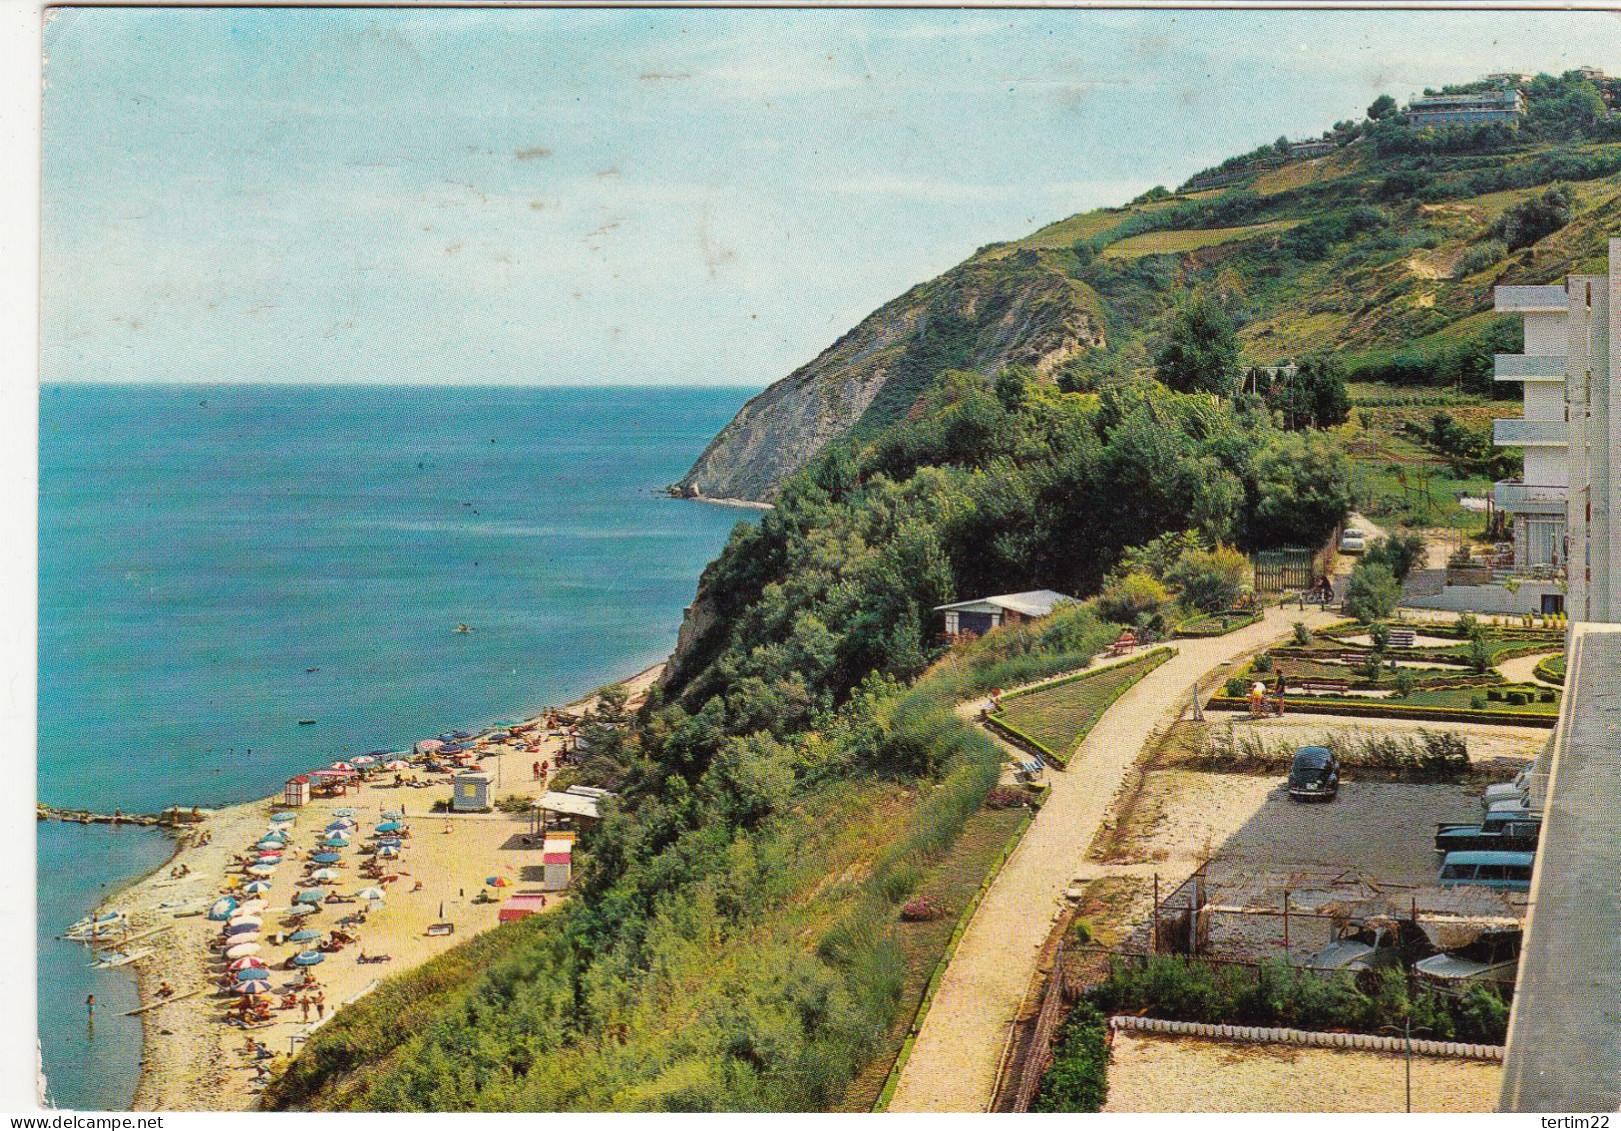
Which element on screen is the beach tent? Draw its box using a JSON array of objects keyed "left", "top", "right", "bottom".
[
  {"left": 208, "top": 898, "right": 237, "bottom": 921},
  {"left": 293, "top": 951, "right": 325, "bottom": 967},
  {"left": 225, "top": 942, "right": 261, "bottom": 959},
  {"left": 294, "top": 889, "right": 325, "bottom": 905}
]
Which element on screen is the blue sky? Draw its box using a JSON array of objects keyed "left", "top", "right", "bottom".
[{"left": 41, "top": 7, "right": 1621, "bottom": 386}]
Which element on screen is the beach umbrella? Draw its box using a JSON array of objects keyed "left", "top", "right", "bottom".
[
  {"left": 381, "top": 810, "right": 404, "bottom": 820},
  {"left": 255, "top": 839, "right": 283, "bottom": 851},
  {"left": 355, "top": 887, "right": 385, "bottom": 901},
  {"left": 226, "top": 932, "right": 260, "bottom": 945},
  {"left": 288, "top": 928, "right": 322, "bottom": 942},
  {"left": 247, "top": 864, "right": 277, "bottom": 877},
  {"left": 294, "top": 889, "right": 325, "bottom": 905},
  {"left": 235, "top": 967, "right": 270, "bottom": 982},
  {"left": 208, "top": 898, "right": 237, "bottom": 921},
  {"left": 415, "top": 739, "right": 442, "bottom": 752},
  {"left": 284, "top": 904, "right": 317, "bottom": 918},
  {"left": 226, "top": 920, "right": 261, "bottom": 935},
  {"left": 270, "top": 812, "right": 296, "bottom": 823},
  {"left": 452, "top": 730, "right": 473, "bottom": 740},
  {"left": 385, "top": 759, "right": 412, "bottom": 770},
  {"left": 242, "top": 881, "right": 272, "bottom": 895},
  {"left": 352, "top": 755, "right": 377, "bottom": 766},
  {"left": 225, "top": 942, "right": 261, "bottom": 959},
  {"left": 377, "top": 845, "right": 400, "bottom": 858},
  {"left": 485, "top": 876, "right": 511, "bottom": 888},
  {"left": 309, "top": 868, "right": 339, "bottom": 881},
  {"left": 330, "top": 761, "right": 356, "bottom": 772},
  {"left": 334, "top": 806, "right": 357, "bottom": 816},
  {"left": 375, "top": 820, "right": 403, "bottom": 833},
  {"left": 374, "top": 837, "right": 402, "bottom": 848},
  {"left": 312, "top": 852, "right": 341, "bottom": 864},
  {"left": 229, "top": 956, "right": 266, "bottom": 971},
  {"left": 237, "top": 900, "right": 268, "bottom": 914},
  {"left": 325, "top": 820, "right": 355, "bottom": 832},
  {"left": 235, "top": 980, "right": 272, "bottom": 995},
  {"left": 262, "top": 829, "right": 291, "bottom": 843},
  {"left": 293, "top": 951, "right": 325, "bottom": 967},
  {"left": 322, "top": 832, "right": 351, "bottom": 845}
]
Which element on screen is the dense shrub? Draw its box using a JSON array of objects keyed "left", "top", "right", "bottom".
[
  {"left": 1344, "top": 560, "right": 1403, "bottom": 623},
  {"left": 1032, "top": 1001, "right": 1109, "bottom": 1112}
]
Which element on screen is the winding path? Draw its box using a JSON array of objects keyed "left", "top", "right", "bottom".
[{"left": 886, "top": 605, "right": 1340, "bottom": 1112}]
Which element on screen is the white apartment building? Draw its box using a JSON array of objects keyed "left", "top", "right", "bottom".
[{"left": 1490, "top": 238, "right": 1621, "bottom": 621}]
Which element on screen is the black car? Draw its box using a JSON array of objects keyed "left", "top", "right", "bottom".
[{"left": 1288, "top": 745, "right": 1339, "bottom": 802}]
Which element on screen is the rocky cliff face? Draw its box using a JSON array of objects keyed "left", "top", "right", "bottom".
[{"left": 671, "top": 255, "right": 1105, "bottom": 503}]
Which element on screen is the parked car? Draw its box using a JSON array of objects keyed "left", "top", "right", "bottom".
[
  {"left": 1436, "top": 809, "right": 1542, "bottom": 855},
  {"left": 1305, "top": 918, "right": 1431, "bottom": 973},
  {"left": 1413, "top": 929, "right": 1522, "bottom": 995},
  {"left": 1288, "top": 745, "right": 1340, "bottom": 801},
  {"left": 1339, "top": 529, "right": 1367, "bottom": 553},
  {"left": 1483, "top": 764, "right": 1535, "bottom": 814},
  {"left": 1438, "top": 850, "right": 1535, "bottom": 892}
]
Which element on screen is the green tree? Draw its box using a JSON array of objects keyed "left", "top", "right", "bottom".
[
  {"left": 1368, "top": 93, "right": 1399, "bottom": 120},
  {"left": 1097, "top": 572, "right": 1170, "bottom": 626},
  {"left": 1154, "top": 297, "right": 1240, "bottom": 397},
  {"left": 1277, "top": 355, "right": 1351, "bottom": 430},
  {"left": 1344, "top": 560, "right": 1403, "bottom": 623},
  {"left": 1364, "top": 532, "right": 1427, "bottom": 582},
  {"left": 1249, "top": 432, "right": 1355, "bottom": 548}
]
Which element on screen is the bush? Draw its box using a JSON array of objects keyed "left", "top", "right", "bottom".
[
  {"left": 1292, "top": 621, "right": 1311, "bottom": 647},
  {"left": 1165, "top": 544, "right": 1250, "bottom": 613},
  {"left": 1224, "top": 677, "right": 1249, "bottom": 698},
  {"left": 1252, "top": 651, "right": 1273, "bottom": 674},
  {"left": 1032, "top": 1001, "right": 1109, "bottom": 1112},
  {"left": 1344, "top": 560, "right": 1402, "bottom": 624},
  {"left": 1098, "top": 572, "right": 1171, "bottom": 626},
  {"left": 1393, "top": 669, "right": 1416, "bottom": 698},
  {"left": 1471, "top": 694, "right": 1486, "bottom": 710},
  {"left": 1369, "top": 621, "right": 1392, "bottom": 651},
  {"left": 899, "top": 894, "right": 946, "bottom": 922},
  {"left": 1493, "top": 185, "right": 1574, "bottom": 251},
  {"left": 1454, "top": 239, "right": 1508, "bottom": 278},
  {"left": 1364, "top": 532, "right": 1426, "bottom": 582},
  {"left": 1507, "top": 691, "right": 1528, "bottom": 706}
]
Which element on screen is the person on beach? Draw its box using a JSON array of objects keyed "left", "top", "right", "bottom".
[
  {"left": 1273, "top": 670, "right": 1287, "bottom": 716},
  {"left": 300, "top": 996, "right": 311, "bottom": 1021},
  {"left": 314, "top": 991, "right": 325, "bottom": 1019},
  {"left": 532, "top": 760, "right": 541, "bottom": 780}
]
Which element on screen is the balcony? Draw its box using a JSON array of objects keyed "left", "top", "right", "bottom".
[
  {"left": 1494, "top": 481, "right": 1569, "bottom": 514},
  {"left": 1495, "top": 285, "right": 1568, "bottom": 314},
  {"left": 1494, "top": 418, "right": 1567, "bottom": 447},
  {"left": 1495, "top": 354, "right": 1568, "bottom": 383}
]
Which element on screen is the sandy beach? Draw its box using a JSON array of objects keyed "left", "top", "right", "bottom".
[{"left": 88, "top": 664, "right": 664, "bottom": 1112}]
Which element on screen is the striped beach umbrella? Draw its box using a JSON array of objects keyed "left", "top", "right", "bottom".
[
  {"left": 292, "top": 951, "right": 325, "bottom": 967},
  {"left": 376, "top": 846, "right": 400, "bottom": 858},
  {"left": 309, "top": 868, "right": 339, "bottom": 881},
  {"left": 247, "top": 864, "right": 277, "bottom": 877},
  {"left": 242, "top": 881, "right": 272, "bottom": 895},
  {"left": 235, "top": 979, "right": 272, "bottom": 995},
  {"left": 207, "top": 898, "right": 237, "bottom": 921},
  {"left": 229, "top": 957, "right": 266, "bottom": 971},
  {"left": 354, "top": 887, "right": 385, "bottom": 901}
]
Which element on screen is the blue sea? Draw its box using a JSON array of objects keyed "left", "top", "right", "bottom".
[{"left": 37, "top": 383, "right": 757, "bottom": 1109}]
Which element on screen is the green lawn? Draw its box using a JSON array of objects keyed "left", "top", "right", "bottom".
[{"left": 994, "top": 653, "right": 1166, "bottom": 761}]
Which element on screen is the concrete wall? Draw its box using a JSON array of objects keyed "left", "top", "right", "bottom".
[{"left": 1405, "top": 580, "right": 1564, "bottom": 615}]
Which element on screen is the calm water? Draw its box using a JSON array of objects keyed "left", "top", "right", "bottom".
[{"left": 38, "top": 383, "right": 756, "bottom": 1109}]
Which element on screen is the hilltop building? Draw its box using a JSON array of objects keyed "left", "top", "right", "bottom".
[
  {"left": 1405, "top": 88, "right": 1526, "bottom": 128},
  {"left": 1287, "top": 138, "right": 1336, "bottom": 160}
]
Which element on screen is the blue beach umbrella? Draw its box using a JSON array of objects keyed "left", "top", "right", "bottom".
[
  {"left": 312, "top": 852, "right": 341, "bottom": 864},
  {"left": 208, "top": 898, "right": 237, "bottom": 921},
  {"left": 270, "top": 812, "right": 296, "bottom": 823},
  {"left": 234, "top": 967, "right": 268, "bottom": 982},
  {"left": 294, "top": 889, "right": 325, "bottom": 905},
  {"left": 235, "top": 979, "right": 272, "bottom": 995},
  {"left": 376, "top": 846, "right": 400, "bottom": 858},
  {"left": 381, "top": 810, "right": 404, "bottom": 820},
  {"left": 292, "top": 951, "right": 325, "bottom": 967},
  {"left": 322, "top": 835, "right": 350, "bottom": 847},
  {"left": 242, "top": 881, "right": 272, "bottom": 895},
  {"left": 373, "top": 837, "right": 401, "bottom": 848},
  {"left": 334, "top": 807, "right": 357, "bottom": 816},
  {"left": 375, "top": 820, "right": 403, "bottom": 833},
  {"left": 288, "top": 928, "right": 322, "bottom": 942},
  {"left": 225, "top": 921, "right": 260, "bottom": 936}
]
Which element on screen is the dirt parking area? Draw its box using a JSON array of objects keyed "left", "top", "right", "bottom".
[{"left": 1103, "top": 1032, "right": 1502, "bottom": 1113}]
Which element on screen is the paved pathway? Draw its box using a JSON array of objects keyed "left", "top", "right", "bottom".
[{"left": 887, "top": 605, "right": 1340, "bottom": 1112}]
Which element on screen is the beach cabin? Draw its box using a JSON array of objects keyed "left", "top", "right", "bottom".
[
  {"left": 934, "top": 590, "right": 1075, "bottom": 639},
  {"left": 542, "top": 839, "right": 572, "bottom": 890},
  {"left": 452, "top": 770, "right": 492, "bottom": 813},
  {"left": 498, "top": 893, "right": 548, "bottom": 923},
  {"left": 283, "top": 775, "right": 311, "bottom": 808},
  {"left": 535, "top": 789, "right": 611, "bottom": 833}
]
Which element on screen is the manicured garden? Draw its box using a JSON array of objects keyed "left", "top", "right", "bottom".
[{"left": 989, "top": 649, "right": 1174, "bottom": 766}]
